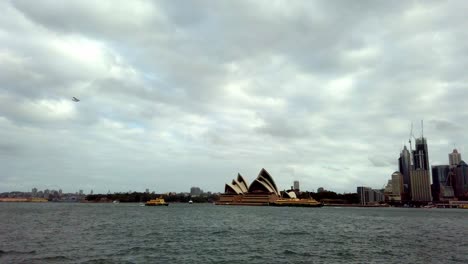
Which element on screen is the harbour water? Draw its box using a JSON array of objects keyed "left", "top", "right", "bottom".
[{"left": 1, "top": 203, "right": 467, "bottom": 263}]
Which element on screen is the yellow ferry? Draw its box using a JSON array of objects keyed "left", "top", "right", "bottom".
[
  {"left": 145, "top": 197, "right": 168, "bottom": 206},
  {"left": 271, "top": 198, "right": 323, "bottom": 207}
]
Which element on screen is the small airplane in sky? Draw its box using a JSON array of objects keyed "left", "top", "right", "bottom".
[{"left": 72, "top": 97, "right": 80, "bottom": 102}]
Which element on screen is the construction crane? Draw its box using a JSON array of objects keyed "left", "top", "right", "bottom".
[{"left": 408, "top": 122, "right": 415, "bottom": 152}]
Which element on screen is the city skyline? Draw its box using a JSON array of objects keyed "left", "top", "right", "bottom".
[{"left": 1, "top": 1, "right": 468, "bottom": 193}]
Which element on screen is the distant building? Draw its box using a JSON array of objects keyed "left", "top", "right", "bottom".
[
  {"left": 317, "top": 187, "right": 325, "bottom": 193},
  {"left": 79, "top": 190, "right": 83, "bottom": 196},
  {"left": 190, "top": 187, "right": 203, "bottom": 196},
  {"left": 408, "top": 135, "right": 432, "bottom": 202},
  {"left": 410, "top": 169, "right": 432, "bottom": 202},
  {"left": 357, "top": 187, "right": 384, "bottom": 205},
  {"left": 384, "top": 180, "right": 393, "bottom": 194},
  {"left": 384, "top": 171, "right": 403, "bottom": 202},
  {"left": 449, "top": 149, "right": 462, "bottom": 167},
  {"left": 32, "top": 188, "right": 37, "bottom": 197},
  {"left": 453, "top": 160, "right": 468, "bottom": 199},
  {"left": 391, "top": 171, "right": 402, "bottom": 196},
  {"left": 145, "top": 189, "right": 149, "bottom": 193},
  {"left": 293, "top": 181, "right": 300, "bottom": 191},
  {"left": 399, "top": 145, "right": 412, "bottom": 201},
  {"left": 431, "top": 165, "right": 452, "bottom": 201},
  {"left": 413, "top": 137, "right": 430, "bottom": 171}
]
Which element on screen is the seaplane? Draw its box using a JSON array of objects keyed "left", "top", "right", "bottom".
[{"left": 72, "top": 97, "right": 80, "bottom": 102}]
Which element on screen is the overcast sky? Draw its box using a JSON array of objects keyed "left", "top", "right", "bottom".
[{"left": 1, "top": 0, "right": 467, "bottom": 194}]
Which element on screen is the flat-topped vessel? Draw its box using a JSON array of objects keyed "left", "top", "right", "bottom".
[{"left": 145, "top": 197, "right": 169, "bottom": 206}]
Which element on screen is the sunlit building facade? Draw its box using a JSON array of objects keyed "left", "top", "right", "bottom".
[{"left": 410, "top": 169, "right": 432, "bottom": 202}]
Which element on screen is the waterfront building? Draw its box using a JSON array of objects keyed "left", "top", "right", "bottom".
[
  {"left": 408, "top": 135, "right": 432, "bottom": 202},
  {"left": 224, "top": 173, "right": 249, "bottom": 194},
  {"left": 218, "top": 169, "right": 321, "bottom": 207},
  {"left": 384, "top": 171, "right": 403, "bottom": 202},
  {"left": 219, "top": 169, "right": 281, "bottom": 205},
  {"left": 453, "top": 160, "right": 468, "bottom": 199},
  {"left": 32, "top": 188, "right": 37, "bottom": 197},
  {"left": 399, "top": 145, "right": 412, "bottom": 201},
  {"left": 449, "top": 149, "right": 462, "bottom": 167},
  {"left": 384, "top": 180, "right": 392, "bottom": 194},
  {"left": 357, "top": 187, "right": 384, "bottom": 205},
  {"left": 391, "top": 171, "right": 402, "bottom": 196},
  {"left": 293, "top": 181, "right": 300, "bottom": 191},
  {"left": 410, "top": 169, "right": 432, "bottom": 202},
  {"left": 431, "top": 165, "right": 452, "bottom": 201}
]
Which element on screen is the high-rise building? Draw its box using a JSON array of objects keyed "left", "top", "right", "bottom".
[
  {"left": 32, "top": 188, "right": 37, "bottom": 197},
  {"left": 413, "top": 137, "right": 429, "bottom": 170},
  {"left": 399, "top": 145, "right": 412, "bottom": 200},
  {"left": 408, "top": 135, "right": 432, "bottom": 202},
  {"left": 391, "top": 171, "right": 402, "bottom": 197},
  {"left": 410, "top": 169, "right": 432, "bottom": 202},
  {"left": 453, "top": 160, "right": 468, "bottom": 199},
  {"left": 449, "top": 149, "right": 462, "bottom": 167},
  {"left": 293, "top": 181, "right": 299, "bottom": 191},
  {"left": 431, "top": 165, "right": 451, "bottom": 201}
]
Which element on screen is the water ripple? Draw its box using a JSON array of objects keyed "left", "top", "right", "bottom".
[{"left": 0, "top": 204, "right": 467, "bottom": 263}]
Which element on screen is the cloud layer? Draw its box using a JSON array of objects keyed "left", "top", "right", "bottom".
[{"left": 1, "top": 0, "right": 467, "bottom": 193}]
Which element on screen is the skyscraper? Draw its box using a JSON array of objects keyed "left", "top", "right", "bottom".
[
  {"left": 409, "top": 135, "right": 431, "bottom": 202},
  {"left": 413, "top": 137, "right": 429, "bottom": 170},
  {"left": 431, "top": 165, "right": 450, "bottom": 201},
  {"left": 391, "top": 171, "right": 403, "bottom": 197},
  {"left": 453, "top": 160, "right": 468, "bottom": 199},
  {"left": 449, "top": 149, "right": 462, "bottom": 167},
  {"left": 410, "top": 169, "right": 432, "bottom": 201},
  {"left": 293, "top": 181, "right": 299, "bottom": 191},
  {"left": 399, "top": 145, "right": 412, "bottom": 200}
]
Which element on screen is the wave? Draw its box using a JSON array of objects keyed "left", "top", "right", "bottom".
[
  {"left": 0, "top": 249, "right": 37, "bottom": 256},
  {"left": 211, "top": 230, "right": 230, "bottom": 235},
  {"left": 278, "top": 231, "right": 310, "bottom": 236},
  {"left": 283, "top": 249, "right": 313, "bottom": 256}
]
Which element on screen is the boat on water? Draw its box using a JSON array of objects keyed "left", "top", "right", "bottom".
[
  {"left": 271, "top": 198, "right": 323, "bottom": 207},
  {"left": 113, "top": 200, "right": 120, "bottom": 204},
  {"left": 189, "top": 200, "right": 193, "bottom": 204},
  {"left": 145, "top": 197, "right": 169, "bottom": 206}
]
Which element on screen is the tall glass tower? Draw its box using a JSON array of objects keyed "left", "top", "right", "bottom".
[
  {"left": 399, "top": 145, "right": 412, "bottom": 200},
  {"left": 413, "top": 137, "right": 429, "bottom": 170}
]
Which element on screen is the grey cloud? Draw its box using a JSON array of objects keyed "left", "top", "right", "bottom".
[
  {"left": 430, "top": 119, "right": 462, "bottom": 131},
  {"left": 368, "top": 157, "right": 392, "bottom": 168},
  {"left": 1, "top": 0, "right": 468, "bottom": 193}
]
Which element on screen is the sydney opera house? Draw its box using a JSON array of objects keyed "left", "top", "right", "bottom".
[{"left": 216, "top": 168, "right": 322, "bottom": 207}]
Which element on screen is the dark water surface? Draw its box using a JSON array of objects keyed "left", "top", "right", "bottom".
[{"left": 1, "top": 203, "right": 467, "bottom": 263}]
